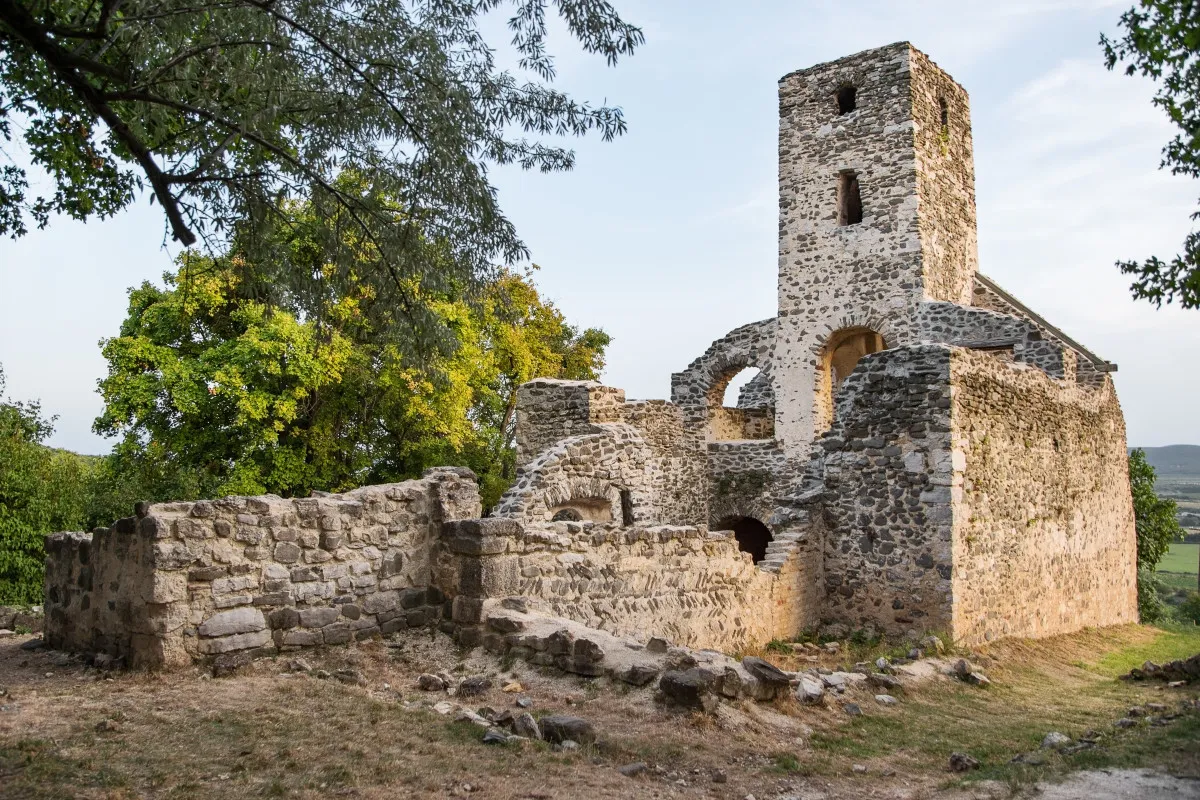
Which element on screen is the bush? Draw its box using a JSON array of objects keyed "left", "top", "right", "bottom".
[
  {"left": 1137, "top": 568, "right": 1176, "bottom": 624},
  {"left": 1177, "top": 592, "right": 1200, "bottom": 625}
]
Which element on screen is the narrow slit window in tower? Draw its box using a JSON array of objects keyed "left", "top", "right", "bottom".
[
  {"left": 836, "top": 85, "right": 857, "bottom": 115},
  {"left": 619, "top": 489, "right": 634, "bottom": 527},
  {"left": 939, "top": 98, "right": 949, "bottom": 133},
  {"left": 838, "top": 171, "right": 863, "bottom": 226}
]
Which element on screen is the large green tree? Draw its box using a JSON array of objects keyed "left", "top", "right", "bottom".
[
  {"left": 95, "top": 254, "right": 608, "bottom": 506},
  {"left": 1103, "top": 1, "right": 1200, "bottom": 308},
  {"left": 1, "top": 0, "right": 640, "bottom": 340}
]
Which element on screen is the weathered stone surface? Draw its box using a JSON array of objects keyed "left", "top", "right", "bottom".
[
  {"left": 539, "top": 715, "right": 595, "bottom": 744},
  {"left": 659, "top": 669, "right": 720, "bottom": 711},
  {"left": 198, "top": 608, "right": 265, "bottom": 638}
]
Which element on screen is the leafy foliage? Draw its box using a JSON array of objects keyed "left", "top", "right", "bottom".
[
  {"left": 95, "top": 251, "right": 609, "bottom": 507},
  {"left": 1130, "top": 448, "right": 1184, "bottom": 570},
  {"left": 0, "top": 0, "right": 640, "bottom": 347},
  {"left": 1102, "top": 1, "right": 1200, "bottom": 308},
  {"left": 0, "top": 366, "right": 99, "bottom": 603},
  {"left": 1129, "top": 448, "right": 1186, "bottom": 622}
]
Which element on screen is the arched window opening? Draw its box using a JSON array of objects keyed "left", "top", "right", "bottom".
[
  {"left": 817, "top": 327, "right": 887, "bottom": 434},
  {"left": 716, "top": 516, "right": 773, "bottom": 564},
  {"left": 838, "top": 171, "right": 862, "bottom": 226},
  {"left": 708, "top": 366, "right": 773, "bottom": 441},
  {"left": 547, "top": 497, "right": 612, "bottom": 523},
  {"left": 836, "top": 85, "right": 857, "bottom": 115}
]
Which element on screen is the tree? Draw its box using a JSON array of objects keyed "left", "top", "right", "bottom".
[
  {"left": 1129, "top": 448, "right": 1185, "bottom": 623},
  {"left": 95, "top": 253, "right": 608, "bottom": 506},
  {"left": 1129, "top": 448, "right": 1184, "bottom": 570},
  {"left": 0, "top": 365, "right": 96, "bottom": 603},
  {"left": 1, "top": 0, "right": 641, "bottom": 335},
  {"left": 1102, "top": 2, "right": 1200, "bottom": 308}
]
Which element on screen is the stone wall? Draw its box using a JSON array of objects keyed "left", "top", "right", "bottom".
[
  {"left": 817, "top": 345, "right": 957, "bottom": 636},
  {"left": 707, "top": 440, "right": 788, "bottom": 528},
  {"left": 44, "top": 469, "right": 480, "bottom": 668},
  {"left": 514, "top": 381, "right": 625, "bottom": 471},
  {"left": 948, "top": 349, "right": 1137, "bottom": 644},
  {"left": 440, "top": 518, "right": 813, "bottom": 654},
  {"left": 619, "top": 400, "right": 707, "bottom": 526}
]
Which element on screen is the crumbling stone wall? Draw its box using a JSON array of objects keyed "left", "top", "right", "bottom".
[
  {"left": 44, "top": 469, "right": 480, "bottom": 668},
  {"left": 514, "top": 381, "right": 625, "bottom": 471},
  {"left": 707, "top": 440, "right": 788, "bottom": 528},
  {"left": 948, "top": 349, "right": 1137, "bottom": 644},
  {"left": 670, "top": 318, "right": 777, "bottom": 433},
  {"left": 817, "top": 345, "right": 957, "bottom": 636},
  {"left": 439, "top": 518, "right": 813, "bottom": 653}
]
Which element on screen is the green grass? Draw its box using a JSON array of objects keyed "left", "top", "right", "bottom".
[
  {"left": 1160, "top": 543, "right": 1199, "bottom": 576},
  {"left": 1086, "top": 624, "right": 1200, "bottom": 677}
]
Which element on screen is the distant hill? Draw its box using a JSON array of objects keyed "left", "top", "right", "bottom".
[{"left": 1135, "top": 445, "right": 1200, "bottom": 476}]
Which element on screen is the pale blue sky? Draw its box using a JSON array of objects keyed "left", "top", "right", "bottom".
[{"left": 2, "top": 0, "right": 1198, "bottom": 454}]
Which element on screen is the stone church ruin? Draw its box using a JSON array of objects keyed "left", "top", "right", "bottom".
[{"left": 44, "top": 43, "right": 1138, "bottom": 674}]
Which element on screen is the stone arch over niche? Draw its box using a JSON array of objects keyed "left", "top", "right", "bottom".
[
  {"left": 808, "top": 311, "right": 900, "bottom": 436},
  {"left": 543, "top": 477, "right": 619, "bottom": 524},
  {"left": 714, "top": 515, "right": 774, "bottom": 564},
  {"left": 670, "top": 318, "right": 777, "bottom": 440}
]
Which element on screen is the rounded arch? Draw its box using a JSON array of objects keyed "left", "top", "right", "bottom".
[
  {"left": 714, "top": 515, "right": 774, "bottom": 564},
  {"left": 670, "top": 318, "right": 777, "bottom": 440},
  {"left": 815, "top": 325, "right": 889, "bottom": 434}
]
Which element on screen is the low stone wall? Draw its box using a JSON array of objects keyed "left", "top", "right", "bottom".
[
  {"left": 440, "top": 518, "right": 808, "bottom": 653},
  {"left": 44, "top": 468, "right": 481, "bottom": 668},
  {"left": 949, "top": 349, "right": 1137, "bottom": 644}
]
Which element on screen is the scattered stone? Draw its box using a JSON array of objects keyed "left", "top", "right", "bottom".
[
  {"left": 516, "top": 697, "right": 534, "bottom": 709},
  {"left": 286, "top": 658, "right": 313, "bottom": 673},
  {"left": 659, "top": 668, "right": 719, "bottom": 712},
  {"left": 852, "top": 764, "right": 868, "bottom": 774},
  {"left": 1114, "top": 718, "right": 1138, "bottom": 729},
  {"left": 874, "top": 694, "right": 898, "bottom": 706},
  {"left": 539, "top": 715, "right": 595, "bottom": 744},
  {"left": 456, "top": 676, "right": 492, "bottom": 698},
  {"left": 953, "top": 659, "right": 972, "bottom": 678},
  {"left": 842, "top": 702, "right": 863, "bottom": 717},
  {"left": 455, "top": 709, "right": 491, "bottom": 727},
  {"left": 796, "top": 676, "right": 825, "bottom": 704},
  {"left": 94, "top": 718, "right": 121, "bottom": 733},
  {"left": 868, "top": 673, "right": 902, "bottom": 691},
  {"left": 418, "top": 673, "right": 446, "bottom": 692},
  {"left": 1041, "top": 732, "right": 1071, "bottom": 750},
  {"left": 333, "top": 669, "right": 366, "bottom": 686},
  {"left": 741, "top": 656, "right": 791, "bottom": 689},
  {"left": 19, "top": 638, "right": 43, "bottom": 651},
  {"left": 874, "top": 657, "right": 892, "bottom": 672},
  {"left": 1127, "top": 706, "right": 1147, "bottom": 717},
  {"left": 823, "top": 642, "right": 841, "bottom": 654},
  {"left": 949, "top": 752, "right": 980, "bottom": 772},
  {"left": 482, "top": 728, "right": 511, "bottom": 745},
  {"left": 433, "top": 701, "right": 455, "bottom": 715},
  {"left": 513, "top": 712, "right": 540, "bottom": 740},
  {"left": 556, "top": 740, "right": 579, "bottom": 752},
  {"left": 1061, "top": 742, "right": 1096, "bottom": 756},
  {"left": 618, "top": 762, "right": 648, "bottom": 778},
  {"left": 501, "top": 681, "right": 524, "bottom": 693},
  {"left": 711, "top": 769, "right": 728, "bottom": 784}
]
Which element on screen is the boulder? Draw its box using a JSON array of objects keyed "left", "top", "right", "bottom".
[
  {"left": 796, "top": 676, "right": 825, "bottom": 704},
  {"left": 513, "top": 712, "right": 540, "bottom": 740},
  {"left": 949, "top": 752, "right": 980, "bottom": 772},
  {"left": 741, "top": 656, "right": 791, "bottom": 688},
  {"left": 659, "top": 668, "right": 720, "bottom": 711},
  {"left": 539, "top": 715, "right": 595, "bottom": 744}
]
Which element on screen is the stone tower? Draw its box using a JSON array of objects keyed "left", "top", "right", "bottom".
[{"left": 773, "top": 42, "right": 979, "bottom": 455}]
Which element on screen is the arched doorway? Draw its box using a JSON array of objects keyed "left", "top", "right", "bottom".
[
  {"left": 817, "top": 327, "right": 886, "bottom": 433},
  {"left": 716, "top": 516, "right": 774, "bottom": 564}
]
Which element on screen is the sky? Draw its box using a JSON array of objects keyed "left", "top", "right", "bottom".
[{"left": 1, "top": 0, "right": 1198, "bottom": 454}]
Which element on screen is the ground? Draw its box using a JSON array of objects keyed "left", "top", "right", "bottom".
[{"left": 0, "top": 625, "right": 1197, "bottom": 799}]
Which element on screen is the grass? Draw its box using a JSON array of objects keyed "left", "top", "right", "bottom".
[
  {"left": 1161, "top": 543, "right": 1199, "bottom": 576},
  {"left": 805, "top": 625, "right": 1200, "bottom": 788}
]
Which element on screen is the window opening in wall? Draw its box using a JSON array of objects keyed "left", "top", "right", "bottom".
[
  {"left": 551, "top": 508, "right": 583, "bottom": 522},
  {"left": 619, "top": 489, "right": 634, "bottom": 527},
  {"left": 939, "top": 97, "right": 949, "bottom": 132},
  {"left": 836, "top": 85, "right": 857, "bottom": 115},
  {"left": 716, "top": 516, "right": 773, "bottom": 564},
  {"left": 837, "top": 171, "right": 863, "bottom": 226}
]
